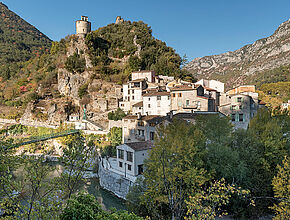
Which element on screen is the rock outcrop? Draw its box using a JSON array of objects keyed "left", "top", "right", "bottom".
[{"left": 184, "top": 19, "right": 290, "bottom": 88}]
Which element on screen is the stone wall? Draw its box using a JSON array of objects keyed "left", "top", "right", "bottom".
[{"left": 98, "top": 158, "right": 134, "bottom": 199}]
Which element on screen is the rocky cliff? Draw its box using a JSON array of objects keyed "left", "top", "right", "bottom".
[{"left": 184, "top": 19, "right": 290, "bottom": 89}]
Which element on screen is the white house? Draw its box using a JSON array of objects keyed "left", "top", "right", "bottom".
[
  {"left": 143, "top": 91, "right": 171, "bottom": 116},
  {"left": 116, "top": 141, "right": 153, "bottom": 177},
  {"left": 131, "top": 70, "right": 156, "bottom": 83}
]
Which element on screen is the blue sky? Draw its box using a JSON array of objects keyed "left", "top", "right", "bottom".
[{"left": 2, "top": 0, "right": 290, "bottom": 60}]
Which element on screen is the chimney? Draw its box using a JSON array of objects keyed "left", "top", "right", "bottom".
[{"left": 137, "top": 112, "right": 142, "bottom": 119}]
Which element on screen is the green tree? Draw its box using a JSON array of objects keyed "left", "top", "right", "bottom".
[
  {"left": 57, "top": 134, "right": 96, "bottom": 199},
  {"left": 108, "top": 108, "right": 126, "bottom": 121},
  {"left": 65, "top": 52, "right": 86, "bottom": 74},
  {"left": 108, "top": 127, "right": 122, "bottom": 147},
  {"left": 61, "top": 191, "right": 143, "bottom": 220},
  {"left": 143, "top": 119, "right": 209, "bottom": 219},
  {"left": 271, "top": 157, "right": 290, "bottom": 220}
]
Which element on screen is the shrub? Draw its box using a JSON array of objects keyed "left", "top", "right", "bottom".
[{"left": 65, "top": 53, "right": 86, "bottom": 74}]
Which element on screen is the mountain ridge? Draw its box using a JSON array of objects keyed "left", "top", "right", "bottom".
[{"left": 184, "top": 19, "right": 290, "bottom": 89}]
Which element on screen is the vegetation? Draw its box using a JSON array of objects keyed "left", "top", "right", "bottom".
[
  {"left": 86, "top": 20, "right": 190, "bottom": 83},
  {"left": 0, "top": 3, "right": 51, "bottom": 80},
  {"left": 126, "top": 110, "right": 289, "bottom": 219},
  {"left": 65, "top": 52, "right": 86, "bottom": 74},
  {"left": 108, "top": 107, "right": 126, "bottom": 121}
]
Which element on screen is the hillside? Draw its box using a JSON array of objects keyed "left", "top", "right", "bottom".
[
  {"left": 184, "top": 19, "right": 290, "bottom": 89},
  {"left": 0, "top": 14, "right": 190, "bottom": 127},
  {"left": 0, "top": 2, "right": 51, "bottom": 80}
]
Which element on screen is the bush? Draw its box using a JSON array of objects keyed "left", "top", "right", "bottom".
[
  {"left": 65, "top": 53, "right": 86, "bottom": 74},
  {"left": 108, "top": 108, "right": 126, "bottom": 120},
  {"left": 78, "top": 83, "right": 88, "bottom": 99}
]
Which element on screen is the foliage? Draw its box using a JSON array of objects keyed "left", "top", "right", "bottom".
[
  {"left": 143, "top": 119, "right": 209, "bottom": 219},
  {"left": 271, "top": 157, "right": 290, "bottom": 220},
  {"left": 57, "top": 134, "right": 96, "bottom": 199},
  {"left": 61, "top": 191, "right": 143, "bottom": 220},
  {"left": 65, "top": 52, "right": 86, "bottom": 74},
  {"left": 108, "top": 108, "right": 126, "bottom": 121},
  {"left": 86, "top": 20, "right": 186, "bottom": 79},
  {"left": 0, "top": 3, "right": 51, "bottom": 80},
  {"left": 78, "top": 83, "right": 89, "bottom": 99},
  {"left": 185, "top": 179, "right": 251, "bottom": 220},
  {"left": 108, "top": 127, "right": 122, "bottom": 147}
]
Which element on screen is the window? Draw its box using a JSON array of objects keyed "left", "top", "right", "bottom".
[
  {"left": 149, "top": 122, "right": 155, "bottom": 126},
  {"left": 172, "top": 93, "right": 176, "bottom": 97},
  {"left": 168, "top": 96, "right": 170, "bottom": 100},
  {"left": 138, "top": 129, "right": 144, "bottom": 136},
  {"left": 237, "top": 97, "right": 242, "bottom": 102},
  {"left": 118, "top": 149, "right": 124, "bottom": 159},
  {"left": 119, "top": 161, "right": 123, "bottom": 167},
  {"left": 137, "top": 121, "right": 144, "bottom": 126},
  {"left": 127, "top": 151, "right": 133, "bottom": 162},
  {"left": 148, "top": 104, "right": 151, "bottom": 108},
  {"left": 148, "top": 98, "right": 151, "bottom": 101},
  {"left": 132, "top": 96, "right": 135, "bottom": 100},
  {"left": 132, "top": 90, "right": 134, "bottom": 94},
  {"left": 231, "top": 105, "right": 236, "bottom": 110},
  {"left": 179, "top": 93, "right": 182, "bottom": 97},
  {"left": 231, "top": 114, "right": 235, "bottom": 122},
  {"left": 186, "top": 100, "right": 190, "bottom": 106},
  {"left": 239, "top": 114, "right": 244, "bottom": 122},
  {"left": 157, "top": 96, "right": 161, "bottom": 100},
  {"left": 128, "top": 164, "right": 132, "bottom": 171},
  {"left": 150, "top": 132, "right": 154, "bottom": 140},
  {"left": 197, "top": 101, "right": 201, "bottom": 109},
  {"left": 120, "top": 104, "right": 124, "bottom": 107},
  {"left": 138, "top": 164, "right": 144, "bottom": 175}
]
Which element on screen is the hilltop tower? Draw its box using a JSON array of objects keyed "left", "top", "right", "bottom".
[
  {"left": 76, "top": 16, "right": 91, "bottom": 36},
  {"left": 115, "top": 16, "right": 124, "bottom": 24}
]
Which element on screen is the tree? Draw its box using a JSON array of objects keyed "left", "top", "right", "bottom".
[
  {"left": 271, "top": 157, "right": 290, "bottom": 220},
  {"left": 57, "top": 134, "right": 96, "bottom": 199},
  {"left": 143, "top": 119, "right": 209, "bottom": 219},
  {"left": 65, "top": 53, "right": 86, "bottom": 74},
  {"left": 108, "top": 127, "right": 122, "bottom": 147},
  {"left": 185, "top": 179, "right": 251, "bottom": 220},
  {"left": 108, "top": 108, "right": 126, "bottom": 121},
  {"left": 61, "top": 191, "right": 143, "bottom": 220}
]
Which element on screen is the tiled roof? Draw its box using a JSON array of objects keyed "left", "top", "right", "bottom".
[
  {"left": 132, "top": 101, "right": 143, "bottom": 107},
  {"left": 143, "top": 91, "right": 170, "bottom": 97},
  {"left": 125, "top": 141, "right": 154, "bottom": 151},
  {"left": 204, "top": 87, "right": 217, "bottom": 91},
  {"left": 132, "top": 70, "right": 155, "bottom": 73},
  {"left": 170, "top": 85, "right": 195, "bottom": 91},
  {"left": 123, "top": 115, "right": 138, "bottom": 120}
]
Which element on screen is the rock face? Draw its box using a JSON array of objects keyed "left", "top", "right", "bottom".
[
  {"left": 184, "top": 19, "right": 290, "bottom": 88},
  {"left": 57, "top": 35, "right": 122, "bottom": 128}
]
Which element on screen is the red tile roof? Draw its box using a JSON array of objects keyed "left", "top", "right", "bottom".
[{"left": 143, "top": 91, "right": 170, "bottom": 97}]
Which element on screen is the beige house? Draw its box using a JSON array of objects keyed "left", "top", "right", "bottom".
[
  {"left": 219, "top": 85, "right": 262, "bottom": 129},
  {"left": 131, "top": 70, "right": 156, "bottom": 83},
  {"left": 122, "top": 114, "right": 167, "bottom": 143},
  {"left": 170, "top": 85, "right": 216, "bottom": 113}
]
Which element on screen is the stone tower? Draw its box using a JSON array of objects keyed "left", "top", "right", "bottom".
[
  {"left": 115, "top": 16, "right": 124, "bottom": 24},
  {"left": 76, "top": 16, "right": 91, "bottom": 36}
]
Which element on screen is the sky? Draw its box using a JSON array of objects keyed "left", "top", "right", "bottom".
[{"left": 2, "top": 0, "right": 290, "bottom": 61}]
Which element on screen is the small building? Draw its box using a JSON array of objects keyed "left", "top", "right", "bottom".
[
  {"left": 170, "top": 85, "right": 216, "bottom": 113},
  {"left": 116, "top": 141, "right": 153, "bottom": 177},
  {"left": 196, "top": 79, "right": 225, "bottom": 93},
  {"left": 122, "top": 115, "right": 166, "bottom": 143},
  {"left": 69, "top": 113, "right": 80, "bottom": 122},
  {"left": 143, "top": 91, "right": 171, "bottom": 116},
  {"left": 119, "top": 79, "right": 147, "bottom": 113},
  {"left": 219, "top": 85, "right": 260, "bottom": 129},
  {"left": 76, "top": 16, "right": 91, "bottom": 36},
  {"left": 131, "top": 70, "right": 156, "bottom": 83}
]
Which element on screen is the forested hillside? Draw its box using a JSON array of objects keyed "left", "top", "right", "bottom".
[
  {"left": 0, "top": 2, "right": 51, "bottom": 80},
  {"left": 85, "top": 20, "right": 188, "bottom": 81}
]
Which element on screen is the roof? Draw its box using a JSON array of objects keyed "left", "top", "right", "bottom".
[
  {"left": 141, "top": 115, "right": 167, "bottom": 124},
  {"left": 132, "top": 70, "right": 155, "bottom": 73},
  {"left": 172, "top": 112, "right": 225, "bottom": 120},
  {"left": 123, "top": 115, "right": 138, "bottom": 120},
  {"left": 170, "top": 85, "right": 195, "bottom": 91},
  {"left": 129, "top": 79, "right": 146, "bottom": 83},
  {"left": 204, "top": 87, "right": 217, "bottom": 91},
  {"left": 125, "top": 141, "right": 154, "bottom": 151},
  {"left": 132, "top": 101, "right": 143, "bottom": 107},
  {"left": 143, "top": 91, "right": 170, "bottom": 97}
]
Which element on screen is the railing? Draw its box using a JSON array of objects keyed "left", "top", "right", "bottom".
[{"left": 13, "top": 129, "right": 80, "bottom": 147}]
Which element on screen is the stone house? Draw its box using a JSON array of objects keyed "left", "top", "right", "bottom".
[
  {"left": 131, "top": 70, "right": 156, "bottom": 83},
  {"left": 143, "top": 91, "right": 171, "bottom": 116},
  {"left": 196, "top": 79, "right": 225, "bottom": 93},
  {"left": 119, "top": 79, "right": 147, "bottom": 113},
  {"left": 219, "top": 85, "right": 261, "bottom": 129},
  {"left": 116, "top": 141, "right": 153, "bottom": 177},
  {"left": 170, "top": 85, "right": 216, "bottom": 113},
  {"left": 122, "top": 114, "right": 167, "bottom": 143}
]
